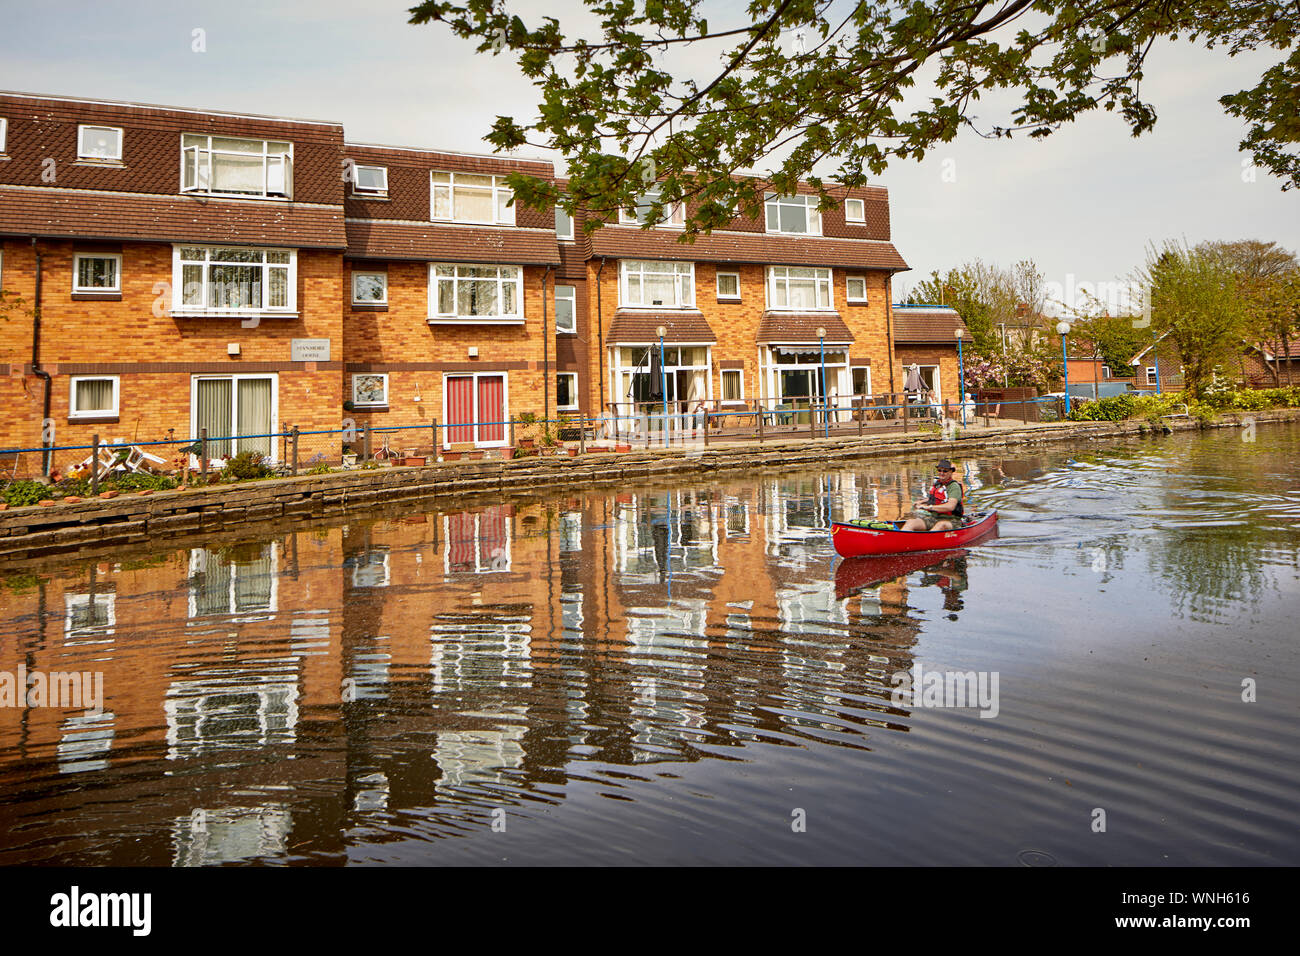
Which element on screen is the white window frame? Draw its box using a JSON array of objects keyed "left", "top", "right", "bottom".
[
  {"left": 428, "top": 263, "right": 524, "bottom": 324},
  {"left": 851, "top": 365, "right": 872, "bottom": 396},
  {"left": 555, "top": 206, "right": 574, "bottom": 241},
  {"left": 440, "top": 371, "right": 510, "bottom": 448},
  {"left": 556, "top": 372, "right": 579, "bottom": 410},
  {"left": 619, "top": 259, "right": 695, "bottom": 309},
  {"left": 77, "top": 125, "right": 123, "bottom": 162},
  {"left": 352, "top": 271, "right": 388, "bottom": 305},
  {"left": 0, "top": 117, "right": 7, "bottom": 153},
  {"left": 1146, "top": 366, "right": 1158, "bottom": 384},
  {"left": 180, "top": 134, "right": 293, "bottom": 199},
  {"left": 555, "top": 284, "right": 577, "bottom": 333},
  {"left": 69, "top": 375, "right": 120, "bottom": 419},
  {"left": 352, "top": 373, "right": 389, "bottom": 407},
  {"left": 619, "top": 187, "right": 685, "bottom": 228},
  {"left": 766, "top": 266, "right": 833, "bottom": 311},
  {"left": 846, "top": 275, "right": 868, "bottom": 303},
  {"left": 352, "top": 164, "right": 388, "bottom": 196},
  {"left": 764, "top": 193, "right": 822, "bottom": 235},
  {"left": 171, "top": 245, "right": 297, "bottom": 317},
  {"left": 720, "top": 368, "right": 745, "bottom": 404},
  {"left": 189, "top": 373, "right": 280, "bottom": 464},
  {"left": 716, "top": 271, "right": 741, "bottom": 301},
  {"left": 844, "top": 197, "right": 865, "bottom": 222},
  {"left": 430, "top": 171, "right": 514, "bottom": 225},
  {"left": 72, "top": 253, "right": 122, "bottom": 293}
]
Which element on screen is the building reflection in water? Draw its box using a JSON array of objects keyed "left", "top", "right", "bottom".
[{"left": 0, "top": 462, "right": 989, "bottom": 864}]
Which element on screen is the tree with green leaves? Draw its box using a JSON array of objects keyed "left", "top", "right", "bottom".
[
  {"left": 1196, "top": 239, "right": 1299, "bottom": 385},
  {"left": 1141, "top": 243, "right": 1251, "bottom": 396},
  {"left": 409, "top": 0, "right": 1300, "bottom": 230}
]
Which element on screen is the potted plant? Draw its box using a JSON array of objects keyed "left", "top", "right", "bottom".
[{"left": 516, "top": 412, "right": 539, "bottom": 449}]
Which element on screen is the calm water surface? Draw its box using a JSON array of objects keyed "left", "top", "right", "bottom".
[{"left": 1, "top": 424, "right": 1297, "bottom": 865}]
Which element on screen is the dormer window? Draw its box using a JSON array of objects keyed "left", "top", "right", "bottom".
[
  {"left": 430, "top": 171, "right": 513, "bottom": 225},
  {"left": 78, "top": 125, "right": 123, "bottom": 162},
  {"left": 765, "top": 194, "right": 822, "bottom": 235},
  {"left": 844, "top": 198, "right": 865, "bottom": 222},
  {"left": 619, "top": 187, "right": 685, "bottom": 227},
  {"left": 1, "top": 117, "right": 10, "bottom": 154},
  {"left": 352, "top": 164, "right": 388, "bottom": 197},
  {"left": 181, "top": 134, "right": 293, "bottom": 199}
]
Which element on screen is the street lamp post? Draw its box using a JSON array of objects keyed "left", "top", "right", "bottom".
[
  {"left": 999, "top": 322, "right": 1008, "bottom": 388},
  {"left": 1151, "top": 327, "right": 1162, "bottom": 395},
  {"left": 1056, "top": 320, "right": 1072, "bottom": 416},
  {"left": 817, "top": 326, "right": 828, "bottom": 438},
  {"left": 657, "top": 325, "right": 669, "bottom": 445},
  {"left": 955, "top": 327, "right": 966, "bottom": 425}
]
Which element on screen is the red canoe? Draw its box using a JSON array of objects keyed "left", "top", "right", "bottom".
[{"left": 831, "top": 510, "right": 999, "bottom": 558}]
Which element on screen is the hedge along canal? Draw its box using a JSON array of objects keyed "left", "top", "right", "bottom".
[{"left": 1, "top": 408, "right": 1295, "bottom": 564}]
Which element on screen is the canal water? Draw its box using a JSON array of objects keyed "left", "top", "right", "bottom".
[{"left": 1, "top": 424, "right": 1297, "bottom": 866}]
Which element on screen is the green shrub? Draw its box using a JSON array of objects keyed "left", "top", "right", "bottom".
[
  {"left": 111, "top": 473, "right": 178, "bottom": 492},
  {"left": 223, "top": 451, "right": 272, "bottom": 480},
  {"left": 307, "top": 463, "right": 332, "bottom": 475},
  {"left": 3, "top": 480, "right": 53, "bottom": 507}
]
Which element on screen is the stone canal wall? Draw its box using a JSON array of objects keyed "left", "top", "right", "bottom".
[{"left": 2, "top": 408, "right": 1296, "bottom": 562}]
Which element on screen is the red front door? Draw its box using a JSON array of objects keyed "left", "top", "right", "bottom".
[{"left": 445, "top": 374, "right": 506, "bottom": 446}]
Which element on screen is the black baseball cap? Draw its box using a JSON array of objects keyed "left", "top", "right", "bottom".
[{"left": 936, "top": 459, "right": 955, "bottom": 471}]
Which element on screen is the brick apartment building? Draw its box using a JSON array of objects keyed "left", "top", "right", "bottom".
[{"left": 1, "top": 89, "right": 964, "bottom": 476}]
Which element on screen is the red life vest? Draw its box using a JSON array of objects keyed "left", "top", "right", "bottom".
[{"left": 928, "top": 478, "right": 964, "bottom": 517}]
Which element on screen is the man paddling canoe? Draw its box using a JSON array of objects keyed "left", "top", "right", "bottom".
[{"left": 901, "top": 459, "right": 964, "bottom": 532}]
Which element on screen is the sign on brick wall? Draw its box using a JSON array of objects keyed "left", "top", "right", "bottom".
[{"left": 291, "top": 339, "right": 331, "bottom": 362}]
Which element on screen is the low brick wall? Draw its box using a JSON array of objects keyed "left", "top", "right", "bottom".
[{"left": 1, "top": 409, "right": 1295, "bottom": 563}]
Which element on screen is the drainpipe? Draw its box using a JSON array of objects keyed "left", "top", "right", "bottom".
[
  {"left": 31, "top": 238, "right": 53, "bottom": 477},
  {"left": 596, "top": 257, "right": 607, "bottom": 417},
  {"left": 542, "top": 265, "right": 553, "bottom": 425},
  {"left": 885, "top": 271, "right": 897, "bottom": 396}
]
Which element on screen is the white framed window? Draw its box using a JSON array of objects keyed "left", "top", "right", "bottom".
[
  {"left": 556, "top": 206, "right": 574, "bottom": 240},
  {"left": 181, "top": 134, "right": 293, "bottom": 198},
  {"left": 1102, "top": 366, "right": 1111, "bottom": 379},
  {"left": 431, "top": 171, "right": 513, "bottom": 225},
  {"left": 844, "top": 197, "right": 865, "bottom": 222},
  {"left": 767, "top": 266, "right": 832, "bottom": 310},
  {"left": 846, "top": 275, "right": 867, "bottom": 303},
  {"left": 78, "top": 125, "right": 123, "bottom": 162},
  {"left": 716, "top": 272, "right": 740, "bottom": 300},
  {"left": 191, "top": 374, "right": 278, "bottom": 461},
  {"left": 69, "top": 376, "right": 119, "bottom": 419},
  {"left": 765, "top": 194, "right": 822, "bottom": 235},
  {"left": 172, "top": 246, "right": 297, "bottom": 315},
  {"left": 73, "top": 253, "right": 121, "bottom": 293},
  {"left": 557, "top": 372, "right": 578, "bottom": 409},
  {"left": 1146, "top": 366, "right": 1157, "bottom": 384},
  {"left": 352, "top": 373, "right": 388, "bottom": 407},
  {"left": 555, "top": 284, "right": 576, "bottom": 333},
  {"left": 619, "top": 187, "right": 685, "bottom": 227},
  {"left": 429, "top": 263, "right": 522, "bottom": 323},
  {"left": 721, "top": 369, "right": 744, "bottom": 403},
  {"left": 852, "top": 366, "right": 871, "bottom": 396},
  {"left": 620, "top": 259, "right": 695, "bottom": 308},
  {"left": 0, "top": 117, "right": 7, "bottom": 153},
  {"left": 352, "top": 271, "right": 387, "bottom": 305},
  {"left": 352, "top": 164, "right": 388, "bottom": 196}
]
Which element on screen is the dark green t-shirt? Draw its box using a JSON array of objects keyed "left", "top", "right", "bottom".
[{"left": 927, "top": 480, "right": 963, "bottom": 511}]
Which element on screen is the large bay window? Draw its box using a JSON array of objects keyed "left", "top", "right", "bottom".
[
  {"left": 431, "top": 171, "right": 513, "bottom": 224},
  {"left": 765, "top": 194, "right": 822, "bottom": 235},
  {"left": 173, "top": 246, "right": 297, "bottom": 316},
  {"left": 429, "top": 263, "right": 523, "bottom": 323},
  {"left": 181, "top": 134, "right": 293, "bottom": 198},
  {"left": 620, "top": 259, "right": 694, "bottom": 309},
  {"left": 767, "top": 266, "right": 832, "bottom": 310}
]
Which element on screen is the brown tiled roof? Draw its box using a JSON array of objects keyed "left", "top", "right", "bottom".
[
  {"left": 344, "top": 219, "right": 560, "bottom": 264},
  {"left": 892, "top": 305, "right": 968, "bottom": 344},
  {"left": 756, "top": 312, "right": 854, "bottom": 344},
  {"left": 587, "top": 225, "right": 908, "bottom": 270},
  {"left": 0, "top": 185, "right": 346, "bottom": 247},
  {"left": 606, "top": 311, "right": 716, "bottom": 343},
  {"left": 1256, "top": 340, "right": 1300, "bottom": 360}
]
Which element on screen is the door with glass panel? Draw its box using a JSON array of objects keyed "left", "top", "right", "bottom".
[
  {"left": 443, "top": 373, "right": 507, "bottom": 447},
  {"left": 193, "top": 376, "right": 276, "bottom": 461}
]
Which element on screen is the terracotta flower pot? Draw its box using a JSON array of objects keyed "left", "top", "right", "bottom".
[{"left": 615, "top": 443, "right": 632, "bottom": 453}]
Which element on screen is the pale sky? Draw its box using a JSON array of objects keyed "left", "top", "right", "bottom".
[{"left": 2, "top": 0, "right": 1296, "bottom": 309}]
